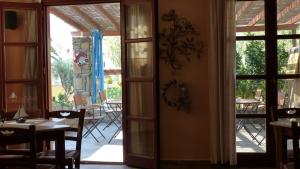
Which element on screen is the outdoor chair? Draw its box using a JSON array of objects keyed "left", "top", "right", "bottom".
[
  {"left": 36, "top": 109, "right": 85, "bottom": 169},
  {"left": 73, "top": 95, "right": 106, "bottom": 142},
  {"left": 99, "top": 91, "right": 121, "bottom": 130},
  {"left": 0, "top": 125, "right": 55, "bottom": 169}
]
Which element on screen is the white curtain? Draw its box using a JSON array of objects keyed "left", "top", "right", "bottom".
[
  {"left": 209, "top": 0, "right": 236, "bottom": 165},
  {"left": 22, "top": 10, "right": 37, "bottom": 112}
]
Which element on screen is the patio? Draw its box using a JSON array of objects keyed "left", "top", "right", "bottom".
[{"left": 66, "top": 118, "right": 123, "bottom": 162}]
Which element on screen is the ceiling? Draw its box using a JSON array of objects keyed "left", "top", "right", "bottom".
[
  {"left": 236, "top": 0, "right": 300, "bottom": 32},
  {"left": 49, "top": 3, "right": 120, "bottom": 36}
]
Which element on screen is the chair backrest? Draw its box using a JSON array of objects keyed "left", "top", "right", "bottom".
[
  {"left": 255, "top": 89, "right": 262, "bottom": 101},
  {"left": 271, "top": 108, "right": 300, "bottom": 121},
  {"left": 0, "top": 125, "right": 36, "bottom": 169},
  {"left": 46, "top": 109, "right": 85, "bottom": 152},
  {"left": 99, "top": 90, "right": 107, "bottom": 103},
  {"left": 278, "top": 91, "right": 286, "bottom": 108},
  {"left": 291, "top": 121, "right": 300, "bottom": 168},
  {"left": 74, "top": 94, "right": 87, "bottom": 109}
]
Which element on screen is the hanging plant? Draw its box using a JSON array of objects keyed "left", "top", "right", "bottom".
[{"left": 160, "top": 9, "right": 203, "bottom": 74}]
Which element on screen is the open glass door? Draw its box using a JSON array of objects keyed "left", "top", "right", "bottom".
[
  {"left": 121, "top": 0, "right": 158, "bottom": 168},
  {"left": 0, "top": 2, "right": 44, "bottom": 119}
]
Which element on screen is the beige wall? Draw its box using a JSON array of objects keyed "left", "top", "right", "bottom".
[
  {"left": 159, "top": 0, "right": 210, "bottom": 161},
  {"left": 0, "top": 0, "right": 212, "bottom": 161}
]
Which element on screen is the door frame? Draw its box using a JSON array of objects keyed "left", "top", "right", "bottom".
[{"left": 42, "top": 0, "right": 159, "bottom": 167}]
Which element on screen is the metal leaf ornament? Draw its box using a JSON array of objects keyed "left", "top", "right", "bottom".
[{"left": 160, "top": 9, "right": 202, "bottom": 74}]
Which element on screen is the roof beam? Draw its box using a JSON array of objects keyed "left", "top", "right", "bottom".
[
  {"left": 247, "top": 8, "right": 264, "bottom": 26},
  {"left": 50, "top": 8, "right": 88, "bottom": 32},
  {"left": 287, "top": 13, "right": 300, "bottom": 24},
  {"left": 278, "top": 0, "right": 300, "bottom": 21},
  {"left": 71, "top": 30, "right": 120, "bottom": 37},
  {"left": 95, "top": 5, "right": 120, "bottom": 32},
  {"left": 237, "top": 24, "right": 298, "bottom": 32},
  {"left": 71, "top": 6, "right": 104, "bottom": 30},
  {"left": 236, "top": 1, "right": 252, "bottom": 20}
]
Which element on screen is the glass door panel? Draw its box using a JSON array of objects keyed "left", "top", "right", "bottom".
[
  {"left": 3, "top": 9, "right": 37, "bottom": 43},
  {"left": 128, "top": 121, "right": 154, "bottom": 156},
  {"left": 122, "top": 0, "right": 157, "bottom": 168},
  {"left": 127, "top": 42, "right": 153, "bottom": 77},
  {"left": 5, "top": 46, "right": 37, "bottom": 80},
  {"left": 128, "top": 82, "right": 153, "bottom": 117},
  {"left": 5, "top": 83, "right": 38, "bottom": 113},
  {"left": 125, "top": 2, "right": 152, "bottom": 39}
]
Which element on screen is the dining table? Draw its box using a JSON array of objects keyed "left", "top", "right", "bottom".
[
  {"left": 1, "top": 118, "right": 70, "bottom": 169},
  {"left": 270, "top": 118, "right": 299, "bottom": 169}
]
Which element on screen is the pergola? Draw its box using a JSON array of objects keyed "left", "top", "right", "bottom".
[
  {"left": 49, "top": 3, "right": 120, "bottom": 36},
  {"left": 236, "top": 0, "right": 300, "bottom": 32}
]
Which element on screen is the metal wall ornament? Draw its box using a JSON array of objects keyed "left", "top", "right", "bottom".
[
  {"left": 160, "top": 9, "right": 202, "bottom": 74},
  {"left": 162, "top": 79, "right": 191, "bottom": 112},
  {"left": 160, "top": 9, "right": 202, "bottom": 112}
]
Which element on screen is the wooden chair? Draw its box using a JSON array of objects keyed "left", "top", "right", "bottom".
[
  {"left": 36, "top": 109, "right": 85, "bottom": 169},
  {"left": 285, "top": 121, "right": 300, "bottom": 169},
  {"left": 0, "top": 125, "right": 54, "bottom": 169},
  {"left": 271, "top": 108, "right": 300, "bottom": 165},
  {"left": 74, "top": 94, "right": 106, "bottom": 142}
]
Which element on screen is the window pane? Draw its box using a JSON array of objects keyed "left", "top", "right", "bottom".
[
  {"left": 128, "top": 82, "right": 153, "bottom": 117},
  {"left": 236, "top": 118, "right": 266, "bottom": 153},
  {"left": 5, "top": 46, "right": 37, "bottom": 80},
  {"left": 128, "top": 121, "right": 154, "bottom": 157},
  {"left": 4, "top": 9, "right": 37, "bottom": 43},
  {"left": 278, "top": 79, "right": 300, "bottom": 108},
  {"left": 236, "top": 40, "right": 266, "bottom": 75},
  {"left": 277, "top": 1, "right": 300, "bottom": 35},
  {"left": 6, "top": 83, "right": 38, "bottom": 113},
  {"left": 278, "top": 39, "right": 300, "bottom": 75},
  {"left": 236, "top": 1, "right": 265, "bottom": 36},
  {"left": 127, "top": 42, "right": 153, "bottom": 78},
  {"left": 125, "top": 2, "right": 152, "bottom": 39},
  {"left": 236, "top": 80, "right": 266, "bottom": 115}
]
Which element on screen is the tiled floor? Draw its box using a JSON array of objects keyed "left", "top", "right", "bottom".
[{"left": 66, "top": 119, "right": 123, "bottom": 162}]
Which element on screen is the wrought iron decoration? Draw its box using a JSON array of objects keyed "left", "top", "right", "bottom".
[
  {"left": 160, "top": 9, "right": 202, "bottom": 74},
  {"left": 160, "top": 10, "right": 202, "bottom": 112}
]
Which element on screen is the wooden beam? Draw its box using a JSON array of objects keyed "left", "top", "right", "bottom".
[
  {"left": 71, "top": 6, "right": 103, "bottom": 30},
  {"left": 287, "top": 13, "right": 300, "bottom": 24},
  {"left": 278, "top": 0, "right": 300, "bottom": 21},
  {"left": 71, "top": 30, "right": 120, "bottom": 37},
  {"left": 49, "top": 8, "right": 88, "bottom": 32},
  {"left": 95, "top": 5, "right": 120, "bottom": 32},
  {"left": 247, "top": 9, "right": 264, "bottom": 26},
  {"left": 236, "top": 1, "right": 252, "bottom": 20},
  {"left": 236, "top": 24, "right": 298, "bottom": 32}
]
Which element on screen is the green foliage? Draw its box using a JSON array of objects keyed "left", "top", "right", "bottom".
[
  {"left": 52, "top": 93, "right": 73, "bottom": 108},
  {"left": 107, "top": 87, "right": 122, "bottom": 99},
  {"left": 236, "top": 40, "right": 289, "bottom": 99}
]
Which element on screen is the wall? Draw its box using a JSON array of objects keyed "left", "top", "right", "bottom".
[{"left": 159, "top": 0, "right": 210, "bottom": 161}]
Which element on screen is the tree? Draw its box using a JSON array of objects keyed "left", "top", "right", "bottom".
[
  {"left": 105, "top": 36, "right": 121, "bottom": 68},
  {"left": 236, "top": 39, "right": 289, "bottom": 99},
  {"left": 51, "top": 44, "right": 74, "bottom": 107}
]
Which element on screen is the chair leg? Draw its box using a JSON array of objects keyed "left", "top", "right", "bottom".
[{"left": 75, "top": 158, "right": 80, "bottom": 169}]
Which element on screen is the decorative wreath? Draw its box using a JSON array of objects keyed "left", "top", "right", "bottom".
[
  {"left": 74, "top": 51, "right": 88, "bottom": 66},
  {"left": 162, "top": 79, "right": 191, "bottom": 112}
]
